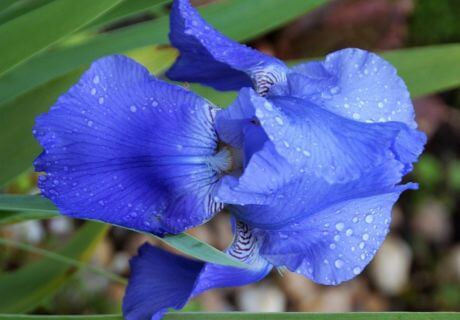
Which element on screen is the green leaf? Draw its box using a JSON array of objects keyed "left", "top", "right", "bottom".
[
  {"left": 0, "top": 237, "right": 126, "bottom": 285},
  {"left": 0, "top": 0, "right": 53, "bottom": 25},
  {"left": 0, "top": 211, "right": 58, "bottom": 225},
  {"left": 0, "top": 312, "right": 459, "bottom": 319},
  {"left": 0, "top": 0, "right": 121, "bottom": 77},
  {"left": 382, "top": 44, "right": 460, "bottom": 97},
  {"left": 0, "top": 194, "right": 59, "bottom": 213},
  {"left": 0, "top": 69, "right": 84, "bottom": 186},
  {"left": 87, "top": 0, "right": 171, "bottom": 31},
  {"left": 0, "top": 0, "right": 327, "bottom": 104},
  {"left": 0, "top": 195, "right": 246, "bottom": 268},
  {"left": 0, "top": 222, "right": 108, "bottom": 313}
]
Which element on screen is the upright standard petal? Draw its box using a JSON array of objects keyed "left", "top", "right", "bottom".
[
  {"left": 217, "top": 88, "right": 425, "bottom": 184},
  {"left": 167, "top": 0, "right": 287, "bottom": 93},
  {"left": 273, "top": 48, "right": 417, "bottom": 128},
  {"left": 33, "top": 55, "right": 228, "bottom": 236},
  {"left": 123, "top": 220, "right": 271, "bottom": 320}
]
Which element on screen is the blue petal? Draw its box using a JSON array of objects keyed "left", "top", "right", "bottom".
[
  {"left": 256, "top": 186, "right": 413, "bottom": 285},
  {"left": 123, "top": 244, "right": 203, "bottom": 320},
  {"left": 218, "top": 88, "right": 425, "bottom": 184},
  {"left": 217, "top": 140, "right": 408, "bottom": 228},
  {"left": 123, "top": 220, "right": 271, "bottom": 320},
  {"left": 273, "top": 48, "right": 417, "bottom": 128},
  {"left": 218, "top": 142, "right": 417, "bottom": 285},
  {"left": 167, "top": 0, "right": 287, "bottom": 92},
  {"left": 33, "top": 55, "right": 225, "bottom": 236}
]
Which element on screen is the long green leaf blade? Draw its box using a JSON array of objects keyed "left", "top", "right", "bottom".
[
  {"left": 0, "top": 0, "right": 121, "bottom": 77},
  {"left": 382, "top": 44, "right": 460, "bottom": 97},
  {"left": 0, "top": 0, "right": 327, "bottom": 104},
  {"left": 0, "top": 312, "right": 458, "bottom": 319},
  {"left": 0, "top": 69, "right": 84, "bottom": 186},
  {"left": 0, "top": 222, "right": 108, "bottom": 313},
  {"left": 87, "top": 0, "right": 171, "bottom": 31},
  {"left": 0, "top": 237, "right": 126, "bottom": 285},
  {"left": 0, "top": 211, "right": 58, "bottom": 225},
  {"left": 0, "top": 195, "right": 245, "bottom": 268}
]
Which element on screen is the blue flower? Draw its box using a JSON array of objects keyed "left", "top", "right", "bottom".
[
  {"left": 33, "top": 55, "right": 233, "bottom": 236},
  {"left": 122, "top": 1, "right": 426, "bottom": 319}
]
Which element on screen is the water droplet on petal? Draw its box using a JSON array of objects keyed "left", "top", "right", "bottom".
[
  {"left": 93, "top": 75, "right": 100, "bottom": 84},
  {"left": 130, "top": 105, "right": 137, "bottom": 112},
  {"left": 335, "top": 222, "right": 345, "bottom": 231},
  {"left": 353, "top": 267, "right": 361, "bottom": 275},
  {"left": 365, "top": 215, "right": 374, "bottom": 224},
  {"left": 275, "top": 117, "right": 284, "bottom": 125},
  {"left": 362, "top": 233, "right": 370, "bottom": 241},
  {"left": 334, "top": 259, "right": 344, "bottom": 269},
  {"left": 330, "top": 86, "right": 340, "bottom": 94},
  {"left": 346, "top": 228, "right": 353, "bottom": 236},
  {"left": 264, "top": 102, "right": 273, "bottom": 111}
]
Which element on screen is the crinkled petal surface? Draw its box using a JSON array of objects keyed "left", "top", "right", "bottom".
[
  {"left": 272, "top": 48, "right": 417, "bottom": 128},
  {"left": 34, "top": 55, "right": 223, "bottom": 236},
  {"left": 217, "top": 140, "right": 410, "bottom": 228},
  {"left": 123, "top": 220, "right": 271, "bottom": 320},
  {"left": 167, "top": 0, "right": 287, "bottom": 92},
  {"left": 217, "top": 88, "right": 426, "bottom": 184}
]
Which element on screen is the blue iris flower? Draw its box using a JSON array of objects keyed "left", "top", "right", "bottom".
[{"left": 122, "top": 1, "right": 426, "bottom": 319}]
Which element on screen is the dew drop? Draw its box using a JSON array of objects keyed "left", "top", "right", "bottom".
[
  {"left": 303, "top": 150, "right": 311, "bottom": 157},
  {"left": 378, "top": 102, "right": 384, "bottom": 108},
  {"left": 335, "top": 222, "right": 345, "bottom": 231},
  {"left": 87, "top": 120, "right": 94, "bottom": 127},
  {"left": 362, "top": 233, "right": 370, "bottom": 241},
  {"left": 345, "top": 228, "right": 353, "bottom": 236},
  {"left": 330, "top": 86, "right": 340, "bottom": 94},
  {"left": 93, "top": 75, "right": 100, "bottom": 84},
  {"left": 359, "top": 242, "right": 365, "bottom": 249},
  {"left": 353, "top": 267, "right": 361, "bottom": 275},
  {"left": 264, "top": 102, "right": 273, "bottom": 111},
  {"left": 352, "top": 113, "right": 361, "bottom": 120},
  {"left": 90, "top": 88, "right": 96, "bottom": 95},
  {"left": 130, "top": 105, "right": 137, "bottom": 112},
  {"left": 151, "top": 101, "right": 159, "bottom": 107},
  {"left": 360, "top": 253, "right": 366, "bottom": 260},
  {"left": 275, "top": 117, "right": 284, "bottom": 125},
  {"left": 365, "top": 215, "right": 374, "bottom": 224},
  {"left": 98, "top": 97, "right": 104, "bottom": 104},
  {"left": 334, "top": 259, "right": 344, "bottom": 269},
  {"left": 329, "top": 243, "right": 336, "bottom": 249}
]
